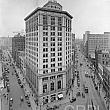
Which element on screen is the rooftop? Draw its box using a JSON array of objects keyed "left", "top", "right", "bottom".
[{"left": 24, "top": 1, "right": 73, "bottom": 21}]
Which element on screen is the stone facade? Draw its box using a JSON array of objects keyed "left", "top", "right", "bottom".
[{"left": 24, "top": 0, "right": 73, "bottom": 105}]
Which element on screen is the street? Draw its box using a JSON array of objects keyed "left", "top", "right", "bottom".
[
  {"left": 77, "top": 45, "right": 107, "bottom": 110},
  {"left": 0, "top": 46, "right": 108, "bottom": 110},
  {"left": 2, "top": 50, "right": 32, "bottom": 110}
]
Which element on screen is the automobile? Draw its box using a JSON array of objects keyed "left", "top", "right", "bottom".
[
  {"left": 85, "top": 72, "right": 89, "bottom": 77},
  {"left": 85, "top": 87, "right": 88, "bottom": 93},
  {"left": 70, "top": 97, "right": 76, "bottom": 103},
  {"left": 82, "top": 92, "right": 85, "bottom": 98},
  {"left": 25, "top": 94, "right": 29, "bottom": 100},
  {"left": 53, "top": 105, "right": 59, "bottom": 109},
  {"left": 77, "top": 82, "right": 80, "bottom": 87},
  {"left": 95, "top": 86, "right": 98, "bottom": 90},
  {"left": 76, "top": 91, "right": 81, "bottom": 97},
  {"left": 26, "top": 100, "right": 31, "bottom": 107},
  {"left": 80, "top": 63, "right": 83, "bottom": 66},
  {"left": 10, "top": 98, "right": 13, "bottom": 103},
  {"left": 20, "top": 84, "right": 23, "bottom": 88},
  {"left": 20, "top": 96, "right": 24, "bottom": 101},
  {"left": 18, "top": 79, "right": 21, "bottom": 84}
]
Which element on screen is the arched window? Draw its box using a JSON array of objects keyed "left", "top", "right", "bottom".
[{"left": 57, "top": 80, "right": 61, "bottom": 89}]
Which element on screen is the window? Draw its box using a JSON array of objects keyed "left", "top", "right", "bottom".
[
  {"left": 50, "top": 82, "right": 55, "bottom": 91},
  {"left": 51, "top": 26, "right": 55, "bottom": 31},
  {"left": 43, "top": 26, "right": 48, "bottom": 30},
  {"left": 57, "top": 80, "right": 61, "bottom": 89},
  {"left": 58, "top": 63, "right": 62, "bottom": 66},
  {"left": 43, "top": 59, "right": 48, "bottom": 63},
  {"left": 51, "top": 69, "right": 55, "bottom": 73},
  {"left": 43, "top": 48, "right": 48, "bottom": 52},
  {"left": 51, "top": 53, "right": 55, "bottom": 57},
  {"left": 51, "top": 32, "right": 55, "bottom": 36},
  {"left": 51, "top": 37, "right": 55, "bottom": 41},
  {"left": 58, "top": 52, "right": 62, "bottom": 56},
  {"left": 51, "top": 58, "right": 55, "bottom": 62},
  {"left": 51, "top": 16, "right": 55, "bottom": 25},
  {"left": 58, "top": 42, "right": 62, "bottom": 46},
  {"left": 43, "top": 84, "right": 47, "bottom": 93},
  {"left": 43, "top": 53, "right": 48, "bottom": 57},
  {"left": 58, "top": 37, "right": 62, "bottom": 41},
  {"left": 43, "top": 70, "right": 48, "bottom": 74},
  {"left": 58, "top": 68, "right": 62, "bottom": 71},
  {"left": 58, "top": 47, "right": 62, "bottom": 51},
  {"left": 58, "top": 17, "right": 62, "bottom": 26},
  {"left": 43, "top": 32, "right": 48, "bottom": 36},
  {"left": 51, "top": 48, "right": 55, "bottom": 51},
  {"left": 58, "top": 32, "right": 62, "bottom": 36},
  {"left": 43, "top": 64, "right": 48, "bottom": 68},
  {"left": 43, "top": 15, "right": 48, "bottom": 25},
  {"left": 43, "top": 43, "right": 48, "bottom": 47},
  {"left": 51, "top": 42, "right": 55, "bottom": 46},
  {"left": 58, "top": 57, "right": 62, "bottom": 61},
  {"left": 50, "top": 76, "right": 55, "bottom": 80},
  {"left": 43, "top": 37, "right": 48, "bottom": 41},
  {"left": 51, "top": 63, "right": 55, "bottom": 67},
  {"left": 58, "top": 27, "right": 62, "bottom": 31}
]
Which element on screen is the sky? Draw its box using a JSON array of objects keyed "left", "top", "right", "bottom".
[{"left": 0, "top": 0, "right": 110, "bottom": 38}]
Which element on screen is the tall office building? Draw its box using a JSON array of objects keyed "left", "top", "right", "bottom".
[
  {"left": 24, "top": 0, "right": 73, "bottom": 105},
  {"left": 83, "top": 31, "right": 110, "bottom": 58}
]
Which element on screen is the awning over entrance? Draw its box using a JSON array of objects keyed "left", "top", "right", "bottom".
[{"left": 58, "top": 94, "right": 63, "bottom": 98}]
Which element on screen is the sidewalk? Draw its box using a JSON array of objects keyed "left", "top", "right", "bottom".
[{"left": 14, "top": 65, "right": 37, "bottom": 110}]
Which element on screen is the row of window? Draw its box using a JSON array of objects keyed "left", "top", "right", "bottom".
[
  {"left": 43, "top": 32, "right": 62, "bottom": 36},
  {"left": 43, "top": 68, "right": 62, "bottom": 74},
  {"left": 26, "top": 46, "right": 38, "bottom": 51},
  {"left": 43, "top": 62, "right": 62, "bottom": 68},
  {"left": 42, "top": 74, "right": 63, "bottom": 82},
  {"left": 43, "top": 47, "right": 62, "bottom": 52},
  {"left": 43, "top": 26, "right": 62, "bottom": 31},
  {"left": 43, "top": 37, "right": 62, "bottom": 41},
  {"left": 43, "top": 80, "right": 62, "bottom": 94},
  {"left": 43, "top": 15, "right": 62, "bottom": 26},
  {"left": 43, "top": 57, "right": 62, "bottom": 63}
]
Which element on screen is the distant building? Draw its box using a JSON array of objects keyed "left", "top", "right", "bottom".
[
  {"left": 24, "top": 0, "right": 73, "bottom": 105},
  {"left": 83, "top": 31, "right": 110, "bottom": 58},
  {"left": 12, "top": 33, "right": 25, "bottom": 67},
  {"left": 0, "top": 37, "right": 12, "bottom": 51}
]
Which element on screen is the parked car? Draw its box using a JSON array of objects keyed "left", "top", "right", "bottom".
[
  {"left": 85, "top": 87, "right": 88, "bottom": 93},
  {"left": 20, "top": 84, "right": 23, "bottom": 88},
  {"left": 20, "top": 96, "right": 24, "bottom": 101},
  {"left": 25, "top": 94, "right": 29, "bottom": 100},
  {"left": 26, "top": 100, "right": 31, "bottom": 107},
  {"left": 53, "top": 105, "right": 59, "bottom": 109},
  {"left": 70, "top": 97, "right": 76, "bottom": 103},
  {"left": 76, "top": 91, "right": 81, "bottom": 97}
]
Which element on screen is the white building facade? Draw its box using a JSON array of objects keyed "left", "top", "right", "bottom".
[
  {"left": 24, "top": 0, "right": 73, "bottom": 105},
  {"left": 83, "top": 31, "right": 110, "bottom": 58}
]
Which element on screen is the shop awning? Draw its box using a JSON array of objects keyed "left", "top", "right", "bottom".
[{"left": 58, "top": 94, "right": 63, "bottom": 98}]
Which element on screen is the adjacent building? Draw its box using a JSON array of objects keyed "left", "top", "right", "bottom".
[
  {"left": 12, "top": 33, "right": 25, "bottom": 67},
  {"left": 83, "top": 31, "right": 110, "bottom": 58},
  {"left": 24, "top": 0, "right": 73, "bottom": 106},
  {"left": 98, "top": 50, "right": 110, "bottom": 66},
  {"left": 103, "top": 66, "right": 110, "bottom": 110}
]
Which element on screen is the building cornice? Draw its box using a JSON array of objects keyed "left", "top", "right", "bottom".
[{"left": 24, "top": 7, "right": 73, "bottom": 21}]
